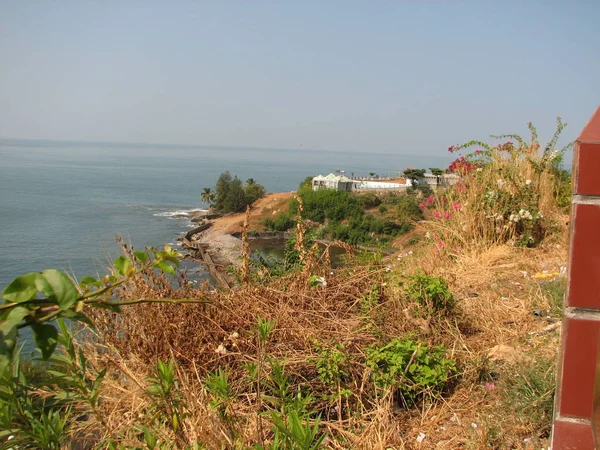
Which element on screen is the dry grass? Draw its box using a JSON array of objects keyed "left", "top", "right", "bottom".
[
  {"left": 66, "top": 130, "right": 571, "bottom": 448},
  {"left": 70, "top": 224, "right": 566, "bottom": 449}
]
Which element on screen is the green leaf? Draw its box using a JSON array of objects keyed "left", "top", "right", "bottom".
[
  {"left": 0, "top": 307, "right": 29, "bottom": 372},
  {"left": 80, "top": 276, "right": 102, "bottom": 287},
  {"left": 1, "top": 273, "right": 40, "bottom": 303},
  {"left": 154, "top": 261, "right": 175, "bottom": 275},
  {"left": 32, "top": 323, "right": 58, "bottom": 360},
  {"left": 40, "top": 270, "right": 80, "bottom": 311},
  {"left": 113, "top": 256, "right": 131, "bottom": 276},
  {"left": 0, "top": 306, "right": 30, "bottom": 330},
  {"left": 133, "top": 251, "right": 148, "bottom": 263}
]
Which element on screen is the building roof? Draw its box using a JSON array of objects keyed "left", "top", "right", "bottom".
[{"left": 313, "top": 173, "right": 355, "bottom": 183}]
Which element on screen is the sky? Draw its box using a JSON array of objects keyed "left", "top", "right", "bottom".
[{"left": 0, "top": 1, "right": 599, "bottom": 155}]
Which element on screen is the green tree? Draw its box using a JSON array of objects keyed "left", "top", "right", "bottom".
[
  {"left": 215, "top": 171, "right": 233, "bottom": 211},
  {"left": 223, "top": 176, "right": 247, "bottom": 213},
  {"left": 403, "top": 168, "right": 426, "bottom": 187},
  {"left": 201, "top": 187, "right": 215, "bottom": 207},
  {"left": 245, "top": 179, "right": 265, "bottom": 205}
]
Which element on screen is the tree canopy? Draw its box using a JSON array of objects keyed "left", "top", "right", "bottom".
[{"left": 208, "top": 171, "right": 266, "bottom": 213}]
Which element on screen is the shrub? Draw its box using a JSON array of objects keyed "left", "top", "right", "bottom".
[
  {"left": 264, "top": 212, "right": 295, "bottom": 232},
  {"left": 433, "top": 118, "right": 573, "bottom": 249},
  {"left": 357, "top": 192, "right": 382, "bottom": 209},
  {"left": 366, "top": 337, "right": 456, "bottom": 405},
  {"left": 327, "top": 215, "right": 412, "bottom": 246},
  {"left": 290, "top": 187, "right": 363, "bottom": 223},
  {"left": 378, "top": 205, "right": 388, "bottom": 214},
  {"left": 405, "top": 273, "right": 455, "bottom": 313},
  {"left": 396, "top": 194, "right": 424, "bottom": 221}
]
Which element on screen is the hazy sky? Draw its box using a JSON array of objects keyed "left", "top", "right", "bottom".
[{"left": 1, "top": 1, "right": 598, "bottom": 154}]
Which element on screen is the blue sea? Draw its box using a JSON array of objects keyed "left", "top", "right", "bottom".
[{"left": 0, "top": 139, "right": 452, "bottom": 290}]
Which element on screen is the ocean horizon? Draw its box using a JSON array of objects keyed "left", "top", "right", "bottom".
[{"left": 0, "top": 138, "right": 453, "bottom": 291}]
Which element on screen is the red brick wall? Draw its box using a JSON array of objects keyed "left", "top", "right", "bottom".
[{"left": 552, "top": 106, "right": 600, "bottom": 449}]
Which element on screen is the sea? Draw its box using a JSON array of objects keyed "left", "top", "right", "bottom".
[{"left": 0, "top": 139, "right": 452, "bottom": 298}]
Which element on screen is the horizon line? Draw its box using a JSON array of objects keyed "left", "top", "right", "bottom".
[{"left": 0, "top": 136, "right": 451, "bottom": 159}]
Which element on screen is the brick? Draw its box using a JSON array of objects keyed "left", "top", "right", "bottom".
[
  {"left": 557, "top": 317, "right": 600, "bottom": 418},
  {"left": 567, "top": 204, "right": 600, "bottom": 308},
  {"left": 552, "top": 419, "right": 594, "bottom": 449},
  {"left": 578, "top": 106, "right": 600, "bottom": 144},
  {"left": 574, "top": 143, "right": 600, "bottom": 196}
]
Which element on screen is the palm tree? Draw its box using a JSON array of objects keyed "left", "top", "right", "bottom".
[
  {"left": 201, "top": 187, "right": 215, "bottom": 207},
  {"left": 246, "top": 178, "right": 256, "bottom": 186}
]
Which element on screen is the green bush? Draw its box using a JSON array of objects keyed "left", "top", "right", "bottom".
[
  {"left": 290, "top": 187, "right": 363, "bottom": 223},
  {"left": 396, "top": 194, "right": 424, "bottom": 221},
  {"left": 405, "top": 273, "right": 455, "bottom": 312},
  {"left": 357, "top": 192, "right": 382, "bottom": 209},
  {"left": 366, "top": 337, "right": 456, "bottom": 405},
  {"left": 327, "top": 215, "right": 412, "bottom": 246},
  {"left": 264, "top": 212, "right": 295, "bottom": 232},
  {"left": 378, "top": 205, "right": 388, "bottom": 214}
]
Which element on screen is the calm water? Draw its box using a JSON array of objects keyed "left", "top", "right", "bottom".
[{"left": 0, "top": 139, "right": 452, "bottom": 289}]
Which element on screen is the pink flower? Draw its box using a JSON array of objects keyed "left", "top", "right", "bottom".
[
  {"left": 426, "top": 195, "right": 435, "bottom": 205},
  {"left": 448, "top": 145, "right": 455, "bottom": 153},
  {"left": 452, "top": 202, "right": 462, "bottom": 211},
  {"left": 419, "top": 202, "right": 427, "bottom": 211},
  {"left": 475, "top": 150, "right": 483, "bottom": 155},
  {"left": 484, "top": 382, "right": 495, "bottom": 391},
  {"left": 444, "top": 211, "right": 452, "bottom": 220},
  {"left": 434, "top": 211, "right": 442, "bottom": 219},
  {"left": 435, "top": 240, "right": 446, "bottom": 249}
]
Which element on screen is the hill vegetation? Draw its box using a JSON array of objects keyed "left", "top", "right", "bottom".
[
  {"left": 202, "top": 171, "right": 266, "bottom": 213},
  {"left": 0, "top": 119, "right": 573, "bottom": 449}
]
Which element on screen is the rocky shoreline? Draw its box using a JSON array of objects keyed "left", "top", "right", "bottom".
[{"left": 176, "top": 193, "right": 296, "bottom": 288}]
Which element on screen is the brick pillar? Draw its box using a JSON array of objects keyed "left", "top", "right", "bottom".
[{"left": 552, "top": 106, "right": 600, "bottom": 449}]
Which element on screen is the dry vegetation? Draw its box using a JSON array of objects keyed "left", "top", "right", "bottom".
[{"left": 3, "top": 122, "right": 570, "bottom": 449}]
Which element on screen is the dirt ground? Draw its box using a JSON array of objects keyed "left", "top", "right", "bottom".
[{"left": 209, "top": 191, "right": 296, "bottom": 235}]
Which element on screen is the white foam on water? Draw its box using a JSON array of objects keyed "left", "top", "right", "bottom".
[{"left": 153, "top": 208, "right": 208, "bottom": 218}]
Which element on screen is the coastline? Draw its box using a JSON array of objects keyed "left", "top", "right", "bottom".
[{"left": 179, "top": 191, "right": 296, "bottom": 286}]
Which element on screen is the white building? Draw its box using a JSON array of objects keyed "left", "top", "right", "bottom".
[{"left": 312, "top": 173, "right": 357, "bottom": 191}]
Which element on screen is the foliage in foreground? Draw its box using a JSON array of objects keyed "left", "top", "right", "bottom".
[
  {"left": 0, "top": 118, "right": 571, "bottom": 448},
  {"left": 426, "top": 117, "right": 572, "bottom": 250}
]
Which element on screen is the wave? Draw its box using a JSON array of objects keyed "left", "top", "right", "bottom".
[{"left": 153, "top": 208, "right": 208, "bottom": 218}]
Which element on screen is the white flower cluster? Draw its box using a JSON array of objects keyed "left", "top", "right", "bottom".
[
  {"left": 509, "top": 209, "right": 537, "bottom": 222},
  {"left": 485, "top": 190, "right": 498, "bottom": 202},
  {"left": 497, "top": 179, "right": 506, "bottom": 188}
]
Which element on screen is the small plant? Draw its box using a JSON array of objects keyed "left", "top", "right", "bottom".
[
  {"left": 366, "top": 337, "right": 456, "bottom": 406},
  {"left": 359, "top": 285, "right": 380, "bottom": 315},
  {"left": 146, "top": 359, "right": 188, "bottom": 445},
  {"left": 502, "top": 357, "right": 555, "bottom": 437},
  {"left": 204, "top": 368, "right": 235, "bottom": 420},
  {"left": 378, "top": 205, "right": 388, "bottom": 214},
  {"left": 268, "top": 409, "right": 326, "bottom": 450},
  {"left": 315, "top": 343, "right": 349, "bottom": 389},
  {"left": 405, "top": 273, "right": 455, "bottom": 313}
]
